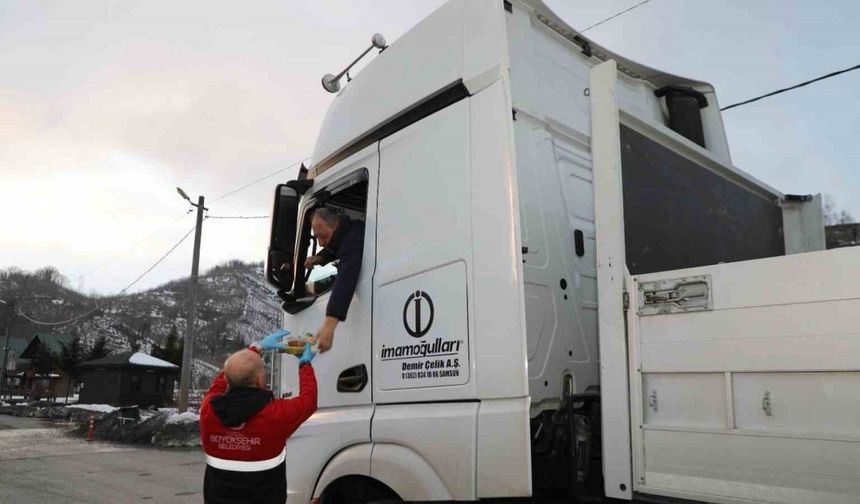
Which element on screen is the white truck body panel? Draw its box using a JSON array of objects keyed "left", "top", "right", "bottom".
[
  {"left": 515, "top": 0, "right": 734, "bottom": 167},
  {"left": 627, "top": 246, "right": 860, "bottom": 503},
  {"left": 310, "top": 443, "right": 372, "bottom": 496},
  {"left": 782, "top": 194, "right": 827, "bottom": 254},
  {"left": 476, "top": 397, "right": 532, "bottom": 498},
  {"left": 590, "top": 59, "right": 634, "bottom": 500},
  {"left": 373, "top": 402, "right": 478, "bottom": 500},
  {"left": 310, "top": 0, "right": 510, "bottom": 172},
  {"left": 369, "top": 444, "right": 453, "bottom": 501},
  {"left": 286, "top": 406, "right": 373, "bottom": 504}
]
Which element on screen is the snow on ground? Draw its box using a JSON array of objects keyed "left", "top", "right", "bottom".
[
  {"left": 54, "top": 395, "right": 80, "bottom": 405},
  {"left": 69, "top": 404, "right": 118, "bottom": 413},
  {"left": 165, "top": 412, "right": 199, "bottom": 425},
  {"left": 139, "top": 410, "right": 158, "bottom": 420},
  {"left": 129, "top": 352, "right": 178, "bottom": 368}
]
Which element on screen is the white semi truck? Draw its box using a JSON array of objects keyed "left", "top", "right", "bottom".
[{"left": 264, "top": 1, "right": 860, "bottom": 503}]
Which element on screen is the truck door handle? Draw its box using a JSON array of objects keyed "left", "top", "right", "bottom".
[{"left": 337, "top": 364, "right": 368, "bottom": 393}]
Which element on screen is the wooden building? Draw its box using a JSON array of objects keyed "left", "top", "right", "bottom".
[
  {"left": 77, "top": 353, "right": 179, "bottom": 407},
  {"left": 18, "top": 333, "right": 73, "bottom": 400}
]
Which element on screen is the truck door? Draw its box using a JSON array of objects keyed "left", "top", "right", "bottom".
[
  {"left": 372, "top": 98, "right": 474, "bottom": 403},
  {"left": 284, "top": 147, "right": 377, "bottom": 409},
  {"left": 280, "top": 145, "right": 378, "bottom": 504},
  {"left": 370, "top": 97, "right": 479, "bottom": 501}
]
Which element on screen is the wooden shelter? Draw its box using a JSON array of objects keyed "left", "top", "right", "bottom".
[{"left": 77, "top": 352, "right": 179, "bottom": 407}]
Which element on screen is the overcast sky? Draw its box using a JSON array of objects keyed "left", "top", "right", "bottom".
[{"left": 2, "top": 0, "right": 857, "bottom": 295}]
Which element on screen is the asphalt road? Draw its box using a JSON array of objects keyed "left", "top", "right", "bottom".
[
  {"left": 0, "top": 415, "right": 205, "bottom": 504},
  {"left": 0, "top": 416, "right": 672, "bottom": 504}
]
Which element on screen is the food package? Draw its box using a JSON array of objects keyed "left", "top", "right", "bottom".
[{"left": 280, "top": 333, "right": 316, "bottom": 355}]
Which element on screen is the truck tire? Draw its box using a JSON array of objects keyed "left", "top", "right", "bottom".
[{"left": 320, "top": 476, "right": 401, "bottom": 504}]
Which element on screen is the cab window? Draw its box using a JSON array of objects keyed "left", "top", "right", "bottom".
[{"left": 293, "top": 173, "right": 368, "bottom": 302}]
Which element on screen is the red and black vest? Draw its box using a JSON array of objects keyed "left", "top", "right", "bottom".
[{"left": 200, "top": 361, "right": 316, "bottom": 504}]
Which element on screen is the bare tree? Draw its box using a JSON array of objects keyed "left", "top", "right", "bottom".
[{"left": 823, "top": 195, "right": 854, "bottom": 226}]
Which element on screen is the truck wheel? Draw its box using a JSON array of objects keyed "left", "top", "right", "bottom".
[{"left": 320, "top": 476, "right": 401, "bottom": 504}]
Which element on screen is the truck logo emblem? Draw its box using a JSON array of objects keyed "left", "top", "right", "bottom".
[{"left": 403, "top": 290, "right": 434, "bottom": 338}]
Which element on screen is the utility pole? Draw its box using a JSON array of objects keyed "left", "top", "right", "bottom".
[
  {"left": 0, "top": 299, "right": 15, "bottom": 399},
  {"left": 178, "top": 194, "right": 205, "bottom": 412}
]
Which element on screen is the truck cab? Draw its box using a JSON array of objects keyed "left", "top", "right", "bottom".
[{"left": 264, "top": 1, "right": 859, "bottom": 503}]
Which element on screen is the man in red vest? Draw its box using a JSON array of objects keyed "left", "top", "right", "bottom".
[{"left": 199, "top": 332, "right": 316, "bottom": 504}]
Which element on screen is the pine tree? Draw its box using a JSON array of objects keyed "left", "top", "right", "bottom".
[
  {"left": 58, "top": 336, "right": 84, "bottom": 403},
  {"left": 152, "top": 325, "right": 183, "bottom": 366},
  {"left": 31, "top": 341, "right": 56, "bottom": 375},
  {"left": 87, "top": 335, "right": 110, "bottom": 361}
]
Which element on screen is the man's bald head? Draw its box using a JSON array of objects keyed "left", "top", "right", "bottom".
[{"left": 223, "top": 350, "right": 266, "bottom": 389}]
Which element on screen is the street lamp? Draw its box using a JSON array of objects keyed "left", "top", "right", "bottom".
[
  {"left": 0, "top": 299, "right": 14, "bottom": 399},
  {"left": 176, "top": 188, "right": 206, "bottom": 412},
  {"left": 176, "top": 187, "right": 192, "bottom": 203}
]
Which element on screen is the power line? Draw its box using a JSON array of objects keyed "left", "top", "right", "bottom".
[
  {"left": 15, "top": 307, "right": 101, "bottom": 327},
  {"left": 114, "top": 225, "right": 197, "bottom": 296},
  {"left": 582, "top": 0, "right": 652, "bottom": 33},
  {"left": 721, "top": 63, "right": 860, "bottom": 111},
  {"left": 209, "top": 158, "right": 309, "bottom": 204},
  {"left": 76, "top": 209, "right": 194, "bottom": 282},
  {"left": 23, "top": 157, "right": 306, "bottom": 316},
  {"left": 206, "top": 215, "right": 268, "bottom": 220},
  {"left": 16, "top": 225, "right": 197, "bottom": 326},
  {"left": 73, "top": 157, "right": 305, "bottom": 284}
]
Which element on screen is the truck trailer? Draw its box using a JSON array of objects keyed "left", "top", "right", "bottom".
[{"left": 264, "top": 1, "right": 860, "bottom": 502}]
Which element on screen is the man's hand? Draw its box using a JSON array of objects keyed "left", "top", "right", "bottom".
[
  {"left": 297, "top": 342, "right": 315, "bottom": 365},
  {"left": 315, "top": 317, "right": 339, "bottom": 353},
  {"left": 260, "top": 329, "right": 291, "bottom": 351},
  {"left": 304, "top": 255, "right": 323, "bottom": 269}
]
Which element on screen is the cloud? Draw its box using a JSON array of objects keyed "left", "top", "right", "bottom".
[
  {"left": 5, "top": 0, "right": 854, "bottom": 294},
  {"left": 0, "top": 0, "right": 446, "bottom": 293}
]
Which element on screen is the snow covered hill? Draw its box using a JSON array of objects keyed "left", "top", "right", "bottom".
[{"left": 0, "top": 261, "right": 282, "bottom": 375}]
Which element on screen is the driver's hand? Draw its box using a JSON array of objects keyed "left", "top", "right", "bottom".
[
  {"left": 304, "top": 256, "right": 320, "bottom": 269},
  {"left": 315, "top": 320, "right": 337, "bottom": 353}
]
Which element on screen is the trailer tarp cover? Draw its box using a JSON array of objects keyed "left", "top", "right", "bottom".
[{"left": 620, "top": 125, "right": 784, "bottom": 275}]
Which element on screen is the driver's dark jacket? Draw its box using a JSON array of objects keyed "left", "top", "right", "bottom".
[{"left": 317, "top": 216, "right": 364, "bottom": 321}]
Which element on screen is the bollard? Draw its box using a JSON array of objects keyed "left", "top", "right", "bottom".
[{"left": 86, "top": 415, "right": 95, "bottom": 442}]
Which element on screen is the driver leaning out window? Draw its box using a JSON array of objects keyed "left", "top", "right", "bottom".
[{"left": 304, "top": 207, "right": 365, "bottom": 353}]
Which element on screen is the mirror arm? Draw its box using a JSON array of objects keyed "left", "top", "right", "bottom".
[{"left": 286, "top": 179, "right": 313, "bottom": 195}]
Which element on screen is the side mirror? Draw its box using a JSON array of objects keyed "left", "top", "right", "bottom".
[{"left": 265, "top": 182, "right": 307, "bottom": 290}]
